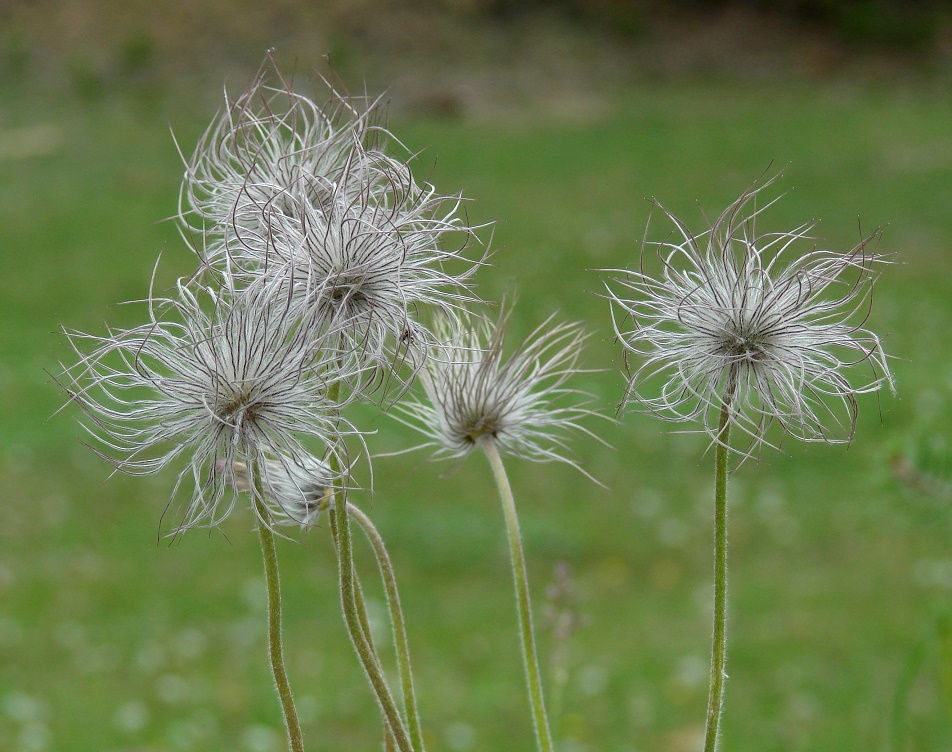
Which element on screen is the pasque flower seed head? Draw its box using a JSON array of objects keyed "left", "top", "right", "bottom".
[
  {"left": 179, "top": 54, "right": 380, "bottom": 247},
  {"left": 266, "top": 163, "right": 481, "bottom": 375},
  {"left": 179, "top": 56, "right": 485, "bottom": 386},
  {"left": 60, "top": 280, "right": 358, "bottom": 533},
  {"left": 227, "top": 453, "right": 335, "bottom": 529},
  {"left": 397, "top": 309, "right": 601, "bottom": 471},
  {"left": 605, "top": 176, "right": 894, "bottom": 452}
]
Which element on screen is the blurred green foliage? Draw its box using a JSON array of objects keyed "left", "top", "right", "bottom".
[
  {"left": 3, "top": 0, "right": 951, "bottom": 108},
  {"left": 482, "top": 0, "right": 942, "bottom": 48}
]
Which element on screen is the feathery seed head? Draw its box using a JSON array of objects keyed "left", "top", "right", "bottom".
[
  {"left": 269, "top": 165, "right": 480, "bottom": 374},
  {"left": 397, "top": 309, "right": 600, "bottom": 469},
  {"left": 180, "top": 55, "right": 383, "bottom": 247},
  {"left": 179, "top": 56, "right": 486, "bottom": 385},
  {"left": 605, "top": 176, "right": 894, "bottom": 452},
  {"left": 60, "top": 281, "right": 359, "bottom": 533}
]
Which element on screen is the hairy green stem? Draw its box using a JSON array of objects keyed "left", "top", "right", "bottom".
[
  {"left": 349, "top": 540, "right": 398, "bottom": 752},
  {"left": 253, "top": 488, "right": 305, "bottom": 752},
  {"left": 480, "top": 437, "right": 555, "bottom": 752},
  {"left": 703, "top": 397, "right": 733, "bottom": 752},
  {"left": 348, "top": 502, "right": 426, "bottom": 752},
  {"left": 330, "top": 503, "right": 414, "bottom": 752},
  {"left": 323, "top": 379, "right": 412, "bottom": 750}
]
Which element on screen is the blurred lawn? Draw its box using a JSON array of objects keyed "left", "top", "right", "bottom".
[{"left": 2, "top": 76, "right": 952, "bottom": 752}]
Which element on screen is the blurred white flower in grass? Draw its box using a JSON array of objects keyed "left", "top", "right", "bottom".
[
  {"left": 605, "top": 175, "right": 894, "bottom": 453},
  {"left": 444, "top": 721, "right": 476, "bottom": 751},
  {"left": 16, "top": 723, "right": 52, "bottom": 752},
  {"left": 242, "top": 724, "right": 283, "bottom": 752},
  {"left": 2, "top": 692, "right": 47, "bottom": 724},
  {"left": 59, "top": 281, "right": 360, "bottom": 534},
  {"left": 112, "top": 700, "right": 149, "bottom": 735},
  {"left": 396, "top": 309, "right": 603, "bottom": 470},
  {"left": 155, "top": 673, "right": 191, "bottom": 704}
]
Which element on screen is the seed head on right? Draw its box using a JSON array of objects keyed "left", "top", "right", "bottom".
[{"left": 604, "top": 177, "right": 894, "bottom": 452}]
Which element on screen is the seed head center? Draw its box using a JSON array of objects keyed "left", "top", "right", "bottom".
[
  {"left": 720, "top": 321, "right": 770, "bottom": 362},
  {"left": 217, "top": 385, "right": 260, "bottom": 423},
  {"left": 465, "top": 415, "right": 498, "bottom": 444}
]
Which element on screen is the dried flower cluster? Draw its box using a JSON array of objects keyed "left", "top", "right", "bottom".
[
  {"left": 61, "top": 56, "right": 488, "bottom": 532},
  {"left": 62, "top": 281, "right": 358, "bottom": 531},
  {"left": 55, "top": 54, "right": 900, "bottom": 752},
  {"left": 180, "top": 61, "right": 482, "bottom": 375}
]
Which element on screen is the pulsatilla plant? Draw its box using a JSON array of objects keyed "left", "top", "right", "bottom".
[
  {"left": 604, "top": 175, "right": 893, "bottom": 752},
  {"left": 179, "top": 60, "right": 483, "bottom": 383},
  {"left": 60, "top": 280, "right": 358, "bottom": 533}
]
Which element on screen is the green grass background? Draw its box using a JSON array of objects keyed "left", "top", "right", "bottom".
[{"left": 2, "top": 75, "right": 952, "bottom": 752}]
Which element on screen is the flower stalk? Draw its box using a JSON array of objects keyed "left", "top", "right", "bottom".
[
  {"left": 481, "top": 436, "right": 555, "bottom": 752},
  {"left": 253, "top": 479, "right": 305, "bottom": 752},
  {"left": 395, "top": 306, "right": 598, "bottom": 749},
  {"left": 349, "top": 544, "right": 399, "bottom": 752},
  {"left": 347, "top": 502, "right": 426, "bottom": 752},
  {"left": 330, "top": 499, "right": 414, "bottom": 752},
  {"left": 605, "top": 176, "right": 894, "bottom": 748},
  {"left": 703, "top": 391, "right": 733, "bottom": 752}
]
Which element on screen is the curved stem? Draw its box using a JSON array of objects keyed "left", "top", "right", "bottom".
[
  {"left": 480, "top": 437, "right": 555, "bottom": 752},
  {"left": 348, "top": 502, "right": 426, "bottom": 752},
  {"left": 253, "top": 490, "right": 305, "bottom": 752},
  {"left": 330, "top": 503, "right": 414, "bottom": 752},
  {"left": 349, "top": 543, "right": 398, "bottom": 752},
  {"left": 703, "top": 397, "right": 733, "bottom": 752},
  {"left": 323, "top": 379, "right": 411, "bottom": 751}
]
